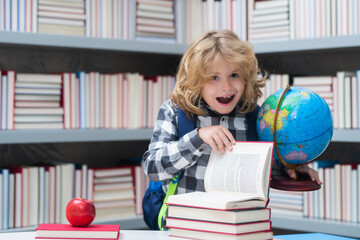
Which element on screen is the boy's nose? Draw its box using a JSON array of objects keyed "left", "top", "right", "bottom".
[{"left": 221, "top": 79, "right": 232, "bottom": 90}]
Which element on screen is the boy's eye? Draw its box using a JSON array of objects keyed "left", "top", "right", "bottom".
[
  {"left": 211, "top": 75, "right": 219, "bottom": 80},
  {"left": 230, "top": 73, "right": 239, "bottom": 78}
]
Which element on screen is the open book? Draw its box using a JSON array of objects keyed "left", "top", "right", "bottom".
[{"left": 166, "top": 141, "right": 274, "bottom": 210}]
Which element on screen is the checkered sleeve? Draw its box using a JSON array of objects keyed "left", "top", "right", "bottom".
[{"left": 143, "top": 100, "right": 206, "bottom": 181}]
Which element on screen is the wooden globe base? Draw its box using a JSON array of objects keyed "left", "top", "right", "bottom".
[{"left": 270, "top": 174, "right": 321, "bottom": 191}]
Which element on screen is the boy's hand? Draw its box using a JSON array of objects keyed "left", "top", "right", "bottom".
[
  {"left": 198, "top": 125, "right": 236, "bottom": 154},
  {"left": 285, "top": 164, "right": 322, "bottom": 185}
]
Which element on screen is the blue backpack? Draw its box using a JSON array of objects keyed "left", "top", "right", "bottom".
[
  {"left": 142, "top": 106, "right": 260, "bottom": 230},
  {"left": 142, "top": 108, "right": 196, "bottom": 230}
]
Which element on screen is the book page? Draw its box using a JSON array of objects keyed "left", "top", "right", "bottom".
[
  {"left": 204, "top": 142, "right": 273, "bottom": 200},
  {"left": 166, "top": 191, "right": 266, "bottom": 210}
]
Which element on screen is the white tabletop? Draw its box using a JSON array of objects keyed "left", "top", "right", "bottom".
[{"left": 0, "top": 230, "right": 171, "bottom": 240}]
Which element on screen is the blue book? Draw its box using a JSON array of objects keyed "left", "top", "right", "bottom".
[
  {"left": 274, "top": 233, "right": 358, "bottom": 240},
  {"left": 76, "top": 71, "right": 87, "bottom": 129},
  {"left": 2, "top": 169, "right": 9, "bottom": 229}
]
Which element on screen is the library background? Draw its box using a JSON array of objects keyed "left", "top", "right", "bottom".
[{"left": 0, "top": 0, "right": 359, "bottom": 238}]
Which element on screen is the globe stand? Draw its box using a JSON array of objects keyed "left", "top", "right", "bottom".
[
  {"left": 270, "top": 85, "right": 321, "bottom": 191},
  {"left": 271, "top": 175, "right": 321, "bottom": 191}
]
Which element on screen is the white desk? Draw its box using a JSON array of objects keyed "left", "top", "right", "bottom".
[
  {"left": 1, "top": 230, "right": 354, "bottom": 240},
  {"left": 0, "top": 230, "right": 170, "bottom": 240}
]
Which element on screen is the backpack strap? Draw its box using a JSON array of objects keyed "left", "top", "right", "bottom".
[
  {"left": 157, "top": 108, "right": 197, "bottom": 230},
  {"left": 177, "top": 108, "right": 197, "bottom": 137},
  {"left": 246, "top": 105, "right": 260, "bottom": 141}
]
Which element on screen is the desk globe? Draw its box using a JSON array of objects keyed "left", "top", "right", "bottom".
[{"left": 256, "top": 86, "right": 333, "bottom": 191}]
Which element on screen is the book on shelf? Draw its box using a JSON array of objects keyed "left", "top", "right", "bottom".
[
  {"left": 14, "top": 107, "right": 64, "bottom": 115},
  {"left": 38, "top": 4, "right": 85, "bottom": 15},
  {"left": 15, "top": 88, "right": 61, "bottom": 95},
  {"left": 15, "top": 94, "right": 61, "bottom": 101},
  {"left": 14, "top": 115, "right": 63, "bottom": 123},
  {"left": 37, "top": 10, "right": 86, "bottom": 21},
  {"left": 95, "top": 205, "right": 137, "bottom": 222},
  {"left": 166, "top": 217, "right": 271, "bottom": 235},
  {"left": 35, "top": 224, "right": 120, "bottom": 240},
  {"left": 170, "top": 228, "right": 273, "bottom": 240},
  {"left": 93, "top": 167, "right": 133, "bottom": 178},
  {"left": 1, "top": 169, "right": 10, "bottom": 229},
  {"left": 167, "top": 206, "right": 271, "bottom": 224},
  {"left": 166, "top": 141, "right": 274, "bottom": 210},
  {"left": 93, "top": 187, "right": 135, "bottom": 202},
  {"left": 15, "top": 101, "right": 61, "bottom": 108},
  {"left": 38, "top": 23, "right": 86, "bottom": 36},
  {"left": 0, "top": 70, "right": 15, "bottom": 130},
  {"left": 137, "top": 1, "right": 173, "bottom": 13},
  {"left": 16, "top": 73, "right": 62, "bottom": 84},
  {"left": 292, "top": 76, "right": 334, "bottom": 86},
  {"left": 14, "top": 122, "right": 64, "bottom": 129},
  {"left": 254, "top": 0, "right": 289, "bottom": 9},
  {"left": 38, "top": 0, "right": 85, "bottom": 8},
  {"left": 93, "top": 175, "right": 133, "bottom": 184},
  {"left": 268, "top": 188, "right": 303, "bottom": 216},
  {"left": 38, "top": 17, "right": 85, "bottom": 27}
]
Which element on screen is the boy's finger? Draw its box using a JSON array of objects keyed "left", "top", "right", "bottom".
[{"left": 212, "top": 134, "right": 225, "bottom": 154}]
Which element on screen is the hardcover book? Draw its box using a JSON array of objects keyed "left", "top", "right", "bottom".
[
  {"left": 166, "top": 217, "right": 271, "bottom": 235},
  {"left": 167, "top": 206, "right": 271, "bottom": 224},
  {"left": 35, "top": 224, "right": 120, "bottom": 240},
  {"left": 170, "top": 228, "right": 273, "bottom": 240}
]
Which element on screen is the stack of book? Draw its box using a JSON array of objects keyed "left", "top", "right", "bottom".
[
  {"left": 14, "top": 73, "right": 64, "bottom": 129},
  {"left": 35, "top": 224, "right": 120, "bottom": 240},
  {"left": 165, "top": 142, "right": 275, "bottom": 240},
  {"left": 90, "top": 167, "right": 137, "bottom": 221},
  {"left": 37, "top": 0, "right": 86, "bottom": 36},
  {"left": 268, "top": 188, "right": 304, "bottom": 218},
  {"left": 135, "top": 0, "right": 176, "bottom": 42},
  {"left": 248, "top": 0, "right": 290, "bottom": 42},
  {"left": 166, "top": 205, "right": 272, "bottom": 240}
]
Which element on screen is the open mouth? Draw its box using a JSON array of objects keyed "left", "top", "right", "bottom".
[{"left": 216, "top": 95, "right": 234, "bottom": 104}]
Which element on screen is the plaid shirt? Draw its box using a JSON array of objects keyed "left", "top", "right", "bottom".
[{"left": 143, "top": 99, "right": 248, "bottom": 194}]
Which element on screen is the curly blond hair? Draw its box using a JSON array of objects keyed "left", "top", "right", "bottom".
[{"left": 170, "top": 30, "right": 266, "bottom": 118}]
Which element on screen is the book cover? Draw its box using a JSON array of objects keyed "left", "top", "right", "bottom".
[{"left": 35, "top": 224, "right": 120, "bottom": 239}]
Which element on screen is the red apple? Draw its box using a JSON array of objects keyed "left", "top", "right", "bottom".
[{"left": 66, "top": 198, "right": 96, "bottom": 227}]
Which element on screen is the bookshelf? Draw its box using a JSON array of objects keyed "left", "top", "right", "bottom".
[
  {"left": 1, "top": 27, "right": 360, "bottom": 236},
  {"left": 0, "top": 31, "right": 186, "bottom": 232},
  {"left": 272, "top": 215, "right": 360, "bottom": 238},
  {"left": 0, "top": 31, "right": 185, "bottom": 76},
  {"left": 254, "top": 38, "right": 360, "bottom": 238}
]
